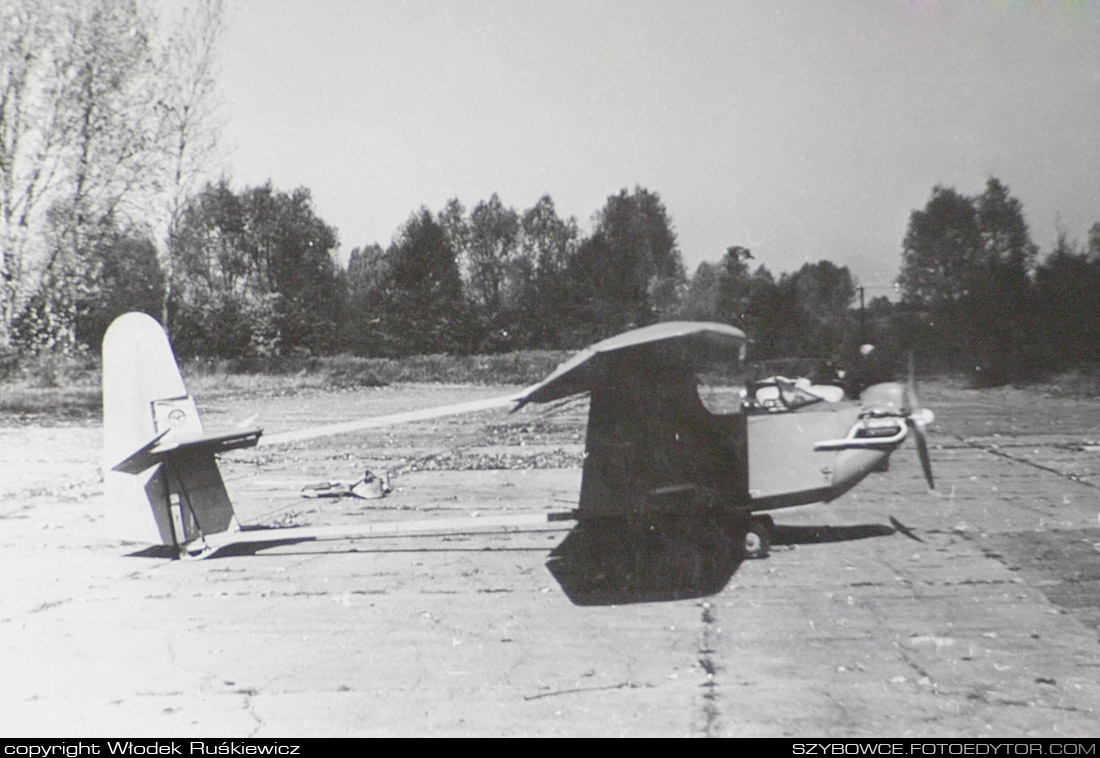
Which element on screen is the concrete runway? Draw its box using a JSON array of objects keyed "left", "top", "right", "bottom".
[{"left": 2, "top": 382, "right": 1099, "bottom": 737}]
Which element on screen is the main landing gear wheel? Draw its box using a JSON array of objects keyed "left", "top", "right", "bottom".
[
  {"left": 742, "top": 515, "right": 773, "bottom": 559},
  {"left": 722, "top": 515, "right": 773, "bottom": 559}
]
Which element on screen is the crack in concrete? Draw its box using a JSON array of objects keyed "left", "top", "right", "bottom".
[
  {"left": 243, "top": 689, "right": 265, "bottom": 737},
  {"left": 521, "top": 681, "right": 644, "bottom": 701},
  {"left": 0, "top": 597, "right": 73, "bottom": 624},
  {"left": 879, "top": 548, "right": 1093, "bottom": 722},
  {"left": 953, "top": 435, "right": 1100, "bottom": 490},
  {"left": 696, "top": 602, "right": 722, "bottom": 737},
  {"left": 877, "top": 557, "right": 945, "bottom": 696}
]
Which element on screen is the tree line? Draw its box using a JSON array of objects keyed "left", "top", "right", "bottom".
[
  {"left": 681, "top": 176, "right": 1100, "bottom": 383},
  {"left": 123, "top": 183, "right": 690, "bottom": 359},
  {"left": 893, "top": 177, "right": 1100, "bottom": 382},
  {"left": 15, "top": 169, "right": 1098, "bottom": 387}
]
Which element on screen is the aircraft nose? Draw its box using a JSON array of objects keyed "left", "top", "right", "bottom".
[{"left": 831, "top": 448, "right": 892, "bottom": 495}]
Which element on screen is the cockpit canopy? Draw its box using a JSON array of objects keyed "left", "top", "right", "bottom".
[{"left": 741, "top": 376, "right": 845, "bottom": 413}]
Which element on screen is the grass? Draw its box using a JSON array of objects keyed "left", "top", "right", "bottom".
[
  {"left": 0, "top": 386, "right": 102, "bottom": 422},
  {"left": 1032, "top": 364, "right": 1100, "bottom": 398},
  {"left": 183, "top": 350, "right": 570, "bottom": 391},
  {"left": 0, "top": 349, "right": 573, "bottom": 424},
  {"left": 0, "top": 351, "right": 102, "bottom": 423}
]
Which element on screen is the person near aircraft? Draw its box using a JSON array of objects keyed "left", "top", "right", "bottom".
[{"left": 843, "top": 343, "right": 894, "bottom": 398}]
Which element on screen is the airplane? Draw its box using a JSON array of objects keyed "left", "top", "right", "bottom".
[{"left": 101, "top": 313, "right": 935, "bottom": 605}]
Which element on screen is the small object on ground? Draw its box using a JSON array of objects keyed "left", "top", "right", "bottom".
[{"left": 303, "top": 469, "right": 392, "bottom": 500}]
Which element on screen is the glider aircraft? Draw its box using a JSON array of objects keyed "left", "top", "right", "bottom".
[{"left": 102, "top": 313, "right": 935, "bottom": 604}]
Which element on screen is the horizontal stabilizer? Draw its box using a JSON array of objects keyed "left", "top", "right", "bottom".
[{"left": 112, "top": 427, "right": 263, "bottom": 475}]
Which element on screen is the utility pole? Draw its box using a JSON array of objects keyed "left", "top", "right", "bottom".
[{"left": 858, "top": 286, "right": 866, "bottom": 344}]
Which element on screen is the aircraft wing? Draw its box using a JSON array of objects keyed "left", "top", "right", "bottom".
[
  {"left": 514, "top": 321, "right": 747, "bottom": 408},
  {"left": 251, "top": 323, "right": 744, "bottom": 442}
]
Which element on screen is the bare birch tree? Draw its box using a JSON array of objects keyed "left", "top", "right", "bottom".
[
  {"left": 0, "top": 0, "right": 226, "bottom": 349},
  {"left": 28, "top": 0, "right": 158, "bottom": 349},
  {"left": 148, "top": 0, "right": 226, "bottom": 331},
  {"left": 0, "top": 2, "right": 80, "bottom": 346}
]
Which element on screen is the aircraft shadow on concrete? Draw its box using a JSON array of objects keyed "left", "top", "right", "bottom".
[
  {"left": 124, "top": 524, "right": 313, "bottom": 559},
  {"left": 127, "top": 515, "right": 909, "bottom": 606},
  {"left": 770, "top": 522, "right": 899, "bottom": 546},
  {"left": 546, "top": 515, "right": 906, "bottom": 606}
]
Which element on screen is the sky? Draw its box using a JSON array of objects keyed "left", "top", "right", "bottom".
[{"left": 211, "top": 0, "right": 1100, "bottom": 297}]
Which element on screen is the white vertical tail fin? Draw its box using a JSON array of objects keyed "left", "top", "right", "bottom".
[{"left": 102, "top": 313, "right": 261, "bottom": 550}]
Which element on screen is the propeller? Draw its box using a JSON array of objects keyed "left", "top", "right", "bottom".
[{"left": 903, "top": 354, "right": 935, "bottom": 489}]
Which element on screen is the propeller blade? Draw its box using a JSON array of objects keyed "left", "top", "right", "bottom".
[
  {"left": 904, "top": 352, "right": 935, "bottom": 489},
  {"left": 912, "top": 419, "right": 935, "bottom": 489}
]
